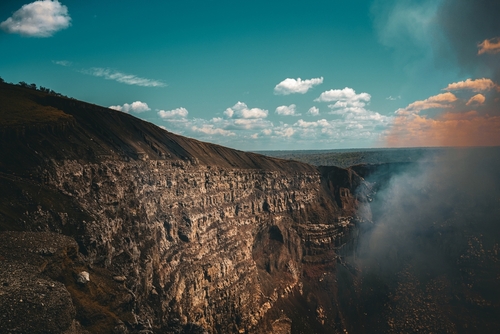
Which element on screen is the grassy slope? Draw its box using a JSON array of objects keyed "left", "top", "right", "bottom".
[
  {"left": 0, "top": 82, "right": 315, "bottom": 173},
  {"left": 0, "top": 83, "right": 73, "bottom": 127}
]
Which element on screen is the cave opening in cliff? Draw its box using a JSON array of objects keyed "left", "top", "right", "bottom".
[{"left": 268, "top": 225, "right": 284, "bottom": 243}]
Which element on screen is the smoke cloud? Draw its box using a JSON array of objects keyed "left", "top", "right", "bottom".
[
  {"left": 349, "top": 147, "right": 500, "bottom": 331},
  {"left": 374, "top": 1, "right": 500, "bottom": 148},
  {"left": 346, "top": 2, "right": 500, "bottom": 330},
  {"left": 359, "top": 148, "right": 500, "bottom": 267},
  {"left": 437, "top": 0, "right": 500, "bottom": 81}
]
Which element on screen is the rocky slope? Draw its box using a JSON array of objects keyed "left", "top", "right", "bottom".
[{"left": 0, "top": 82, "right": 371, "bottom": 333}]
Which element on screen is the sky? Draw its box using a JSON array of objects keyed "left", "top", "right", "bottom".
[{"left": 1, "top": 0, "right": 499, "bottom": 151}]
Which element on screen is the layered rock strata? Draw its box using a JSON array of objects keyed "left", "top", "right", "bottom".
[{"left": 0, "top": 83, "right": 370, "bottom": 333}]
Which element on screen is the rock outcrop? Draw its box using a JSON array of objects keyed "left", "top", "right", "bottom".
[
  {"left": 0, "top": 232, "right": 79, "bottom": 333},
  {"left": 0, "top": 82, "right": 371, "bottom": 333}
]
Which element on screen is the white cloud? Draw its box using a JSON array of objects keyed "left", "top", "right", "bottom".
[
  {"left": 191, "top": 125, "right": 235, "bottom": 136},
  {"left": 292, "top": 119, "right": 374, "bottom": 142},
  {"left": 109, "top": 101, "right": 150, "bottom": 113},
  {"left": 315, "top": 87, "right": 371, "bottom": 103},
  {"left": 275, "top": 127, "right": 295, "bottom": 138},
  {"left": 327, "top": 106, "right": 361, "bottom": 115},
  {"left": 240, "top": 108, "right": 267, "bottom": 119},
  {"left": 82, "top": 67, "right": 166, "bottom": 87},
  {"left": 346, "top": 123, "right": 364, "bottom": 130},
  {"left": 307, "top": 106, "right": 320, "bottom": 116},
  {"left": 152, "top": 95, "right": 395, "bottom": 148},
  {"left": 275, "top": 104, "right": 300, "bottom": 116},
  {"left": 159, "top": 105, "right": 274, "bottom": 146},
  {"left": 223, "top": 108, "right": 234, "bottom": 118},
  {"left": 344, "top": 111, "right": 387, "bottom": 122},
  {"left": 0, "top": 0, "right": 71, "bottom": 37},
  {"left": 328, "top": 100, "right": 368, "bottom": 109},
  {"left": 325, "top": 102, "right": 392, "bottom": 128},
  {"left": 274, "top": 77, "right": 324, "bottom": 95},
  {"left": 158, "top": 107, "right": 188, "bottom": 119},
  {"left": 53, "top": 60, "right": 72, "bottom": 67},
  {"left": 225, "top": 101, "right": 268, "bottom": 119},
  {"left": 232, "top": 118, "right": 271, "bottom": 130},
  {"left": 295, "top": 119, "right": 330, "bottom": 128},
  {"left": 386, "top": 95, "right": 401, "bottom": 101},
  {"left": 279, "top": 85, "right": 392, "bottom": 142}
]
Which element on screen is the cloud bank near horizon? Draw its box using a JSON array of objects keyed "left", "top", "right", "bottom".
[{"left": 386, "top": 78, "right": 500, "bottom": 147}]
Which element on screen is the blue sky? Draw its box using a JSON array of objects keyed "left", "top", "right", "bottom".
[{"left": 1, "top": 0, "right": 500, "bottom": 150}]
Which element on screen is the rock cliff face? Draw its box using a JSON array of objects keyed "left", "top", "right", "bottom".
[{"left": 0, "top": 83, "right": 370, "bottom": 333}]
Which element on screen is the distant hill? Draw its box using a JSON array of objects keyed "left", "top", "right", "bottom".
[{"left": 258, "top": 146, "right": 500, "bottom": 168}]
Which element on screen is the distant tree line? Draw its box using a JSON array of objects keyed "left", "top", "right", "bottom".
[
  {"left": 0, "top": 76, "right": 70, "bottom": 98},
  {"left": 17, "top": 81, "right": 66, "bottom": 97}
]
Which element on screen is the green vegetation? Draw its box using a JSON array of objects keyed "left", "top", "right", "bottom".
[{"left": 0, "top": 81, "right": 72, "bottom": 127}]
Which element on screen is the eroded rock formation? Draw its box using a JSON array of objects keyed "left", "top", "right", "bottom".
[{"left": 0, "top": 82, "right": 371, "bottom": 333}]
